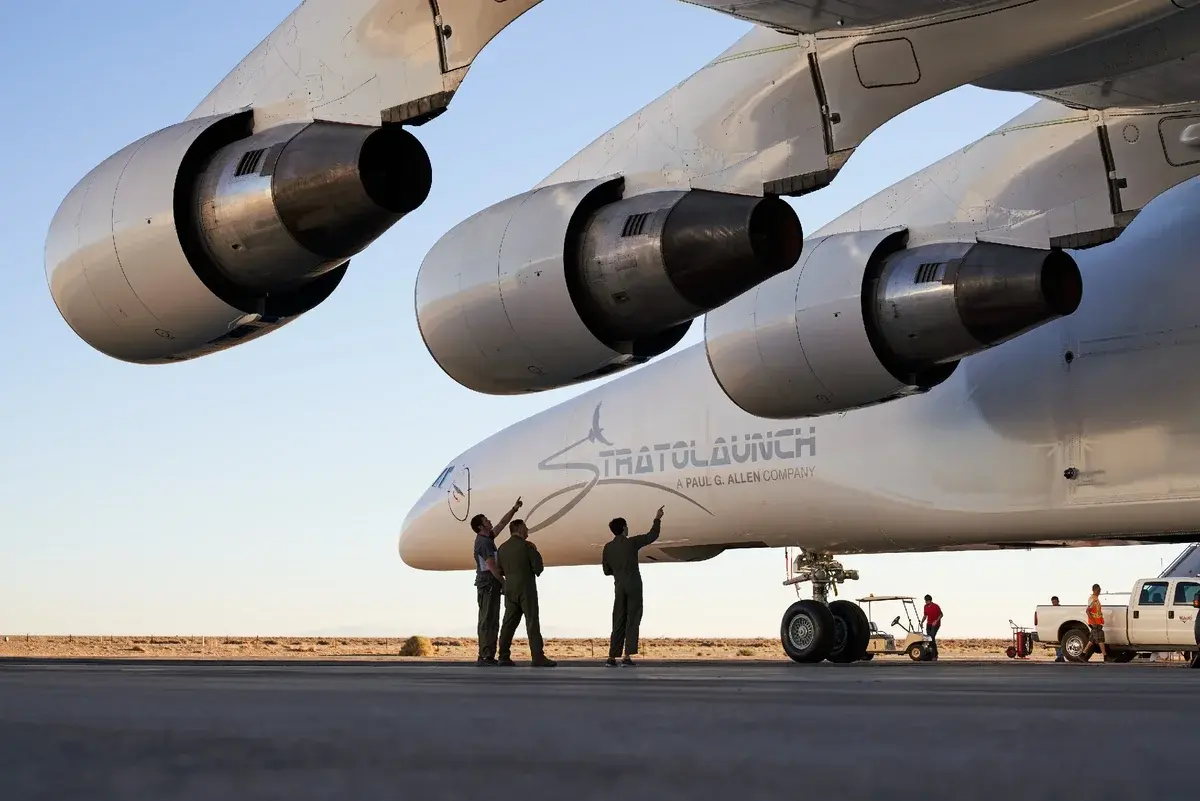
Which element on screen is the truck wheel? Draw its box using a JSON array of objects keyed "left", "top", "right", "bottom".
[
  {"left": 781, "top": 600, "right": 836, "bottom": 664},
  {"left": 1060, "top": 627, "right": 1090, "bottom": 663},
  {"left": 827, "top": 600, "right": 870, "bottom": 663}
]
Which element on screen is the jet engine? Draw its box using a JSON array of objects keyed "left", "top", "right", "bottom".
[
  {"left": 45, "top": 110, "right": 432, "bottom": 364},
  {"left": 415, "top": 176, "right": 803, "bottom": 394},
  {"left": 704, "top": 228, "right": 1082, "bottom": 418}
]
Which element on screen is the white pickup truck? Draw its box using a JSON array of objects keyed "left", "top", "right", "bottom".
[{"left": 1034, "top": 578, "right": 1200, "bottom": 662}]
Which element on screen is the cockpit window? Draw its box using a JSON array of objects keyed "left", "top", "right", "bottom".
[{"left": 432, "top": 465, "right": 454, "bottom": 489}]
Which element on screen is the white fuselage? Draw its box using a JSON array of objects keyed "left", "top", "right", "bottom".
[{"left": 400, "top": 145, "right": 1200, "bottom": 573}]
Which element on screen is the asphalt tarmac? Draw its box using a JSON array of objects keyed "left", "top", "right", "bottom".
[{"left": 1, "top": 658, "right": 1194, "bottom": 800}]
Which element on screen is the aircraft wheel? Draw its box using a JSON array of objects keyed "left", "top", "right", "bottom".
[
  {"left": 781, "top": 600, "right": 836, "bottom": 664},
  {"left": 827, "top": 600, "right": 870, "bottom": 663}
]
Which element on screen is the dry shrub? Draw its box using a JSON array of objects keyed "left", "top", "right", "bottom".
[
  {"left": 737, "top": 648, "right": 755, "bottom": 657},
  {"left": 400, "top": 636, "right": 434, "bottom": 657}
]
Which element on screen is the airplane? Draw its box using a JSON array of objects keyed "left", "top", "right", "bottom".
[
  {"left": 399, "top": 101, "right": 1200, "bottom": 664},
  {"left": 41, "top": 0, "right": 1200, "bottom": 662}
]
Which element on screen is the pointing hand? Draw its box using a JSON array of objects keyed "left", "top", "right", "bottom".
[
  {"left": 513, "top": 497, "right": 523, "bottom": 511},
  {"left": 656, "top": 506, "right": 664, "bottom": 520}
]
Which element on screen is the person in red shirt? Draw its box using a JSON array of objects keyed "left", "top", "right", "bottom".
[{"left": 921, "top": 595, "right": 944, "bottom": 661}]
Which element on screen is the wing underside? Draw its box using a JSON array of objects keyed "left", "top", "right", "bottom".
[
  {"left": 678, "top": 0, "right": 1004, "bottom": 33},
  {"left": 685, "top": 0, "right": 1200, "bottom": 111}
]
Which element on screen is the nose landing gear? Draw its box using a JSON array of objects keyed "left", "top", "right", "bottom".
[{"left": 781, "top": 550, "right": 869, "bottom": 664}]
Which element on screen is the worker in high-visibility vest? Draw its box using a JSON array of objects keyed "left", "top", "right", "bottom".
[{"left": 1080, "top": 583, "right": 1108, "bottom": 661}]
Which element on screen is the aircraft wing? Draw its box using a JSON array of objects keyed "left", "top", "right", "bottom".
[
  {"left": 1017, "top": 56, "right": 1200, "bottom": 109},
  {"left": 185, "top": 0, "right": 1041, "bottom": 130},
  {"left": 686, "top": 0, "right": 1200, "bottom": 110},
  {"left": 187, "top": 0, "right": 544, "bottom": 128},
  {"left": 934, "top": 533, "right": 1200, "bottom": 552},
  {"left": 47, "top": 0, "right": 1200, "bottom": 370},
  {"left": 678, "top": 0, "right": 1004, "bottom": 33}
]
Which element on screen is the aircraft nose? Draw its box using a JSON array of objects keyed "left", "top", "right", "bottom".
[{"left": 398, "top": 488, "right": 443, "bottom": 569}]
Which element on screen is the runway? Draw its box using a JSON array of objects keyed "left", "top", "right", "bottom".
[{"left": 1, "top": 658, "right": 1193, "bottom": 800}]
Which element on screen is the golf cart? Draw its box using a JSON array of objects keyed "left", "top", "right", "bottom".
[{"left": 856, "top": 594, "right": 935, "bottom": 661}]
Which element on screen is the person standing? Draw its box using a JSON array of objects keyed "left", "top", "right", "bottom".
[
  {"left": 469, "top": 498, "right": 522, "bottom": 666},
  {"left": 1191, "top": 593, "right": 1200, "bottom": 669},
  {"left": 921, "top": 594, "right": 943, "bottom": 661},
  {"left": 1081, "top": 583, "right": 1108, "bottom": 661},
  {"left": 602, "top": 506, "right": 663, "bottom": 666},
  {"left": 1051, "top": 596, "right": 1065, "bottom": 662},
  {"left": 496, "top": 519, "right": 557, "bottom": 667}
]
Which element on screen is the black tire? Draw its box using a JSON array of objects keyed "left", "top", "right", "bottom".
[
  {"left": 859, "top": 652, "right": 875, "bottom": 661},
  {"left": 1060, "top": 626, "right": 1090, "bottom": 663},
  {"left": 1105, "top": 650, "right": 1135, "bottom": 664},
  {"left": 781, "top": 600, "right": 836, "bottom": 664},
  {"left": 907, "top": 643, "right": 925, "bottom": 661},
  {"left": 827, "top": 600, "right": 871, "bottom": 663}
]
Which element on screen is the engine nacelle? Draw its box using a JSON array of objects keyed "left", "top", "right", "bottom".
[
  {"left": 416, "top": 177, "right": 802, "bottom": 394},
  {"left": 705, "top": 228, "right": 1082, "bottom": 418},
  {"left": 46, "top": 111, "right": 432, "bottom": 364}
]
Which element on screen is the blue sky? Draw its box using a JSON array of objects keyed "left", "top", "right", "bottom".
[{"left": 0, "top": 0, "right": 1184, "bottom": 639}]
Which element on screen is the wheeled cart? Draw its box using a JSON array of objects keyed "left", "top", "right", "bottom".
[
  {"left": 857, "top": 595, "right": 935, "bottom": 661},
  {"left": 1005, "top": 619, "right": 1034, "bottom": 659}
]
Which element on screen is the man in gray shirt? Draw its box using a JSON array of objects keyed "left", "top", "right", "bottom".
[{"left": 470, "top": 497, "right": 522, "bottom": 666}]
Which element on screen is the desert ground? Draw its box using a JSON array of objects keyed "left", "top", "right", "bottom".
[{"left": 0, "top": 635, "right": 1064, "bottom": 661}]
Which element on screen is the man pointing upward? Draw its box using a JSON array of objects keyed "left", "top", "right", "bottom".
[
  {"left": 469, "top": 497, "right": 522, "bottom": 666},
  {"left": 602, "top": 505, "right": 663, "bottom": 667}
]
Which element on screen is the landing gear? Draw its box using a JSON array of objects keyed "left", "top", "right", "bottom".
[
  {"left": 780, "top": 550, "right": 867, "bottom": 664},
  {"left": 828, "top": 599, "right": 871, "bottom": 663},
  {"left": 781, "top": 599, "right": 835, "bottom": 663}
]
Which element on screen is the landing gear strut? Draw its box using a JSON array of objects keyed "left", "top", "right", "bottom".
[{"left": 780, "top": 550, "right": 869, "bottom": 664}]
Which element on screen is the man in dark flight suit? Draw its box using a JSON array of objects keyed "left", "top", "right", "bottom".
[
  {"left": 602, "top": 506, "right": 664, "bottom": 667},
  {"left": 470, "top": 497, "right": 522, "bottom": 666},
  {"left": 496, "top": 519, "right": 557, "bottom": 667}
]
